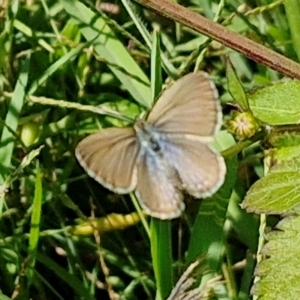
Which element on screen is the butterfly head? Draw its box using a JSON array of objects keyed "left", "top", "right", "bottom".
[{"left": 134, "top": 120, "right": 162, "bottom": 154}]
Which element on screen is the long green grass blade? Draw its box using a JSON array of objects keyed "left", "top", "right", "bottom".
[
  {"left": 61, "top": 0, "right": 151, "bottom": 108},
  {"left": 284, "top": 0, "right": 300, "bottom": 62},
  {"left": 29, "top": 165, "right": 43, "bottom": 251},
  {"left": 27, "top": 164, "right": 43, "bottom": 283},
  {"left": 0, "top": 55, "right": 30, "bottom": 181},
  {"left": 151, "top": 31, "right": 162, "bottom": 103},
  {"left": 150, "top": 31, "right": 173, "bottom": 300},
  {"left": 151, "top": 219, "right": 173, "bottom": 300}
]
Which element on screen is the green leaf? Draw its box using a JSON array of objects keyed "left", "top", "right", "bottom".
[
  {"left": 248, "top": 80, "right": 300, "bottom": 125},
  {"left": 252, "top": 211, "right": 300, "bottom": 299},
  {"left": 0, "top": 293, "right": 13, "bottom": 300},
  {"left": 242, "top": 160, "right": 300, "bottom": 214},
  {"left": 226, "top": 59, "right": 249, "bottom": 111},
  {"left": 267, "top": 130, "right": 300, "bottom": 148},
  {"left": 269, "top": 145, "right": 300, "bottom": 163}
]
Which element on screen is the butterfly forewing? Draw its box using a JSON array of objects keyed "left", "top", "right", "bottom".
[
  {"left": 161, "top": 135, "right": 226, "bottom": 198},
  {"left": 135, "top": 149, "right": 185, "bottom": 219},
  {"left": 75, "top": 127, "right": 140, "bottom": 193},
  {"left": 147, "top": 72, "right": 221, "bottom": 138}
]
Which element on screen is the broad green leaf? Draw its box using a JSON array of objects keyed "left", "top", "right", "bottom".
[
  {"left": 268, "top": 145, "right": 300, "bottom": 163},
  {"left": 248, "top": 80, "right": 300, "bottom": 125},
  {"left": 242, "top": 160, "right": 300, "bottom": 214},
  {"left": 252, "top": 211, "right": 300, "bottom": 299},
  {"left": 0, "top": 293, "right": 13, "bottom": 300},
  {"left": 267, "top": 130, "right": 300, "bottom": 148}
]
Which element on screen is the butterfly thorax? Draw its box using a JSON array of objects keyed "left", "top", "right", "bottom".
[
  {"left": 134, "top": 120, "right": 162, "bottom": 153},
  {"left": 134, "top": 119, "right": 181, "bottom": 189}
]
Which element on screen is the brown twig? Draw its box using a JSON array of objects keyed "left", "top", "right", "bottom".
[{"left": 133, "top": 0, "right": 300, "bottom": 80}]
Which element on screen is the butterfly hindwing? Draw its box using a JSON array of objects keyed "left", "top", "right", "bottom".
[
  {"left": 135, "top": 148, "right": 184, "bottom": 219},
  {"left": 160, "top": 134, "right": 226, "bottom": 198}
]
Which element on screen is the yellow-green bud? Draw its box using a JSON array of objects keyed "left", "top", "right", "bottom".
[
  {"left": 227, "top": 112, "right": 260, "bottom": 139},
  {"left": 20, "top": 122, "right": 40, "bottom": 147}
]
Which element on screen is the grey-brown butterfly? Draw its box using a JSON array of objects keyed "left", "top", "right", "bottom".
[{"left": 75, "top": 72, "right": 226, "bottom": 219}]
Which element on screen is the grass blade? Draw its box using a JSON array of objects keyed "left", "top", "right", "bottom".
[
  {"left": 150, "top": 31, "right": 173, "bottom": 300},
  {"left": 61, "top": 0, "right": 151, "bottom": 108},
  {"left": 0, "top": 55, "right": 30, "bottom": 181}
]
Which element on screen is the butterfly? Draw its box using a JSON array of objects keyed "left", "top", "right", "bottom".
[{"left": 75, "top": 72, "right": 226, "bottom": 219}]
